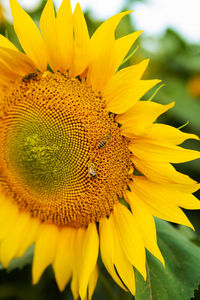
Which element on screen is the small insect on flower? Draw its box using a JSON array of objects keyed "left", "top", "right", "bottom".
[
  {"left": 88, "top": 162, "right": 97, "bottom": 178},
  {"left": 22, "top": 73, "right": 38, "bottom": 82},
  {"left": 97, "top": 134, "right": 111, "bottom": 149}
]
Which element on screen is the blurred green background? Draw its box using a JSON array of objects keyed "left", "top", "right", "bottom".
[{"left": 0, "top": 0, "right": 199, "bottom": 299}]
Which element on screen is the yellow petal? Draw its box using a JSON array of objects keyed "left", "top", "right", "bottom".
[
  {"left": 129, "top": 140, "right": 200, "bottom": 163},
  {"left": 0, "top": 204, "right": 19, "bottom": 241},
  {"left": 175, "top": 191, "right": 200, "bottom": 209},
  {"left": 88, "top": 265, "right": 98, "bottom": 300},
  {"left": 53, "top": 228, "right": 75, "bottom": 291},
  {"left": 90, "top": 11, "right": 132, "bottom": 52},
  {"left": 113, "top": 203, "right": 146, "bottom": 279},
  {"left": 17, "top": 217, "right": 40, "bottom": 257},
  {"left": 40, "top": 0, "right": 59, "bottom": 72},
  {"left": 132, "top": 178, "right": 200, "bottom": 210},
  {"left": 117, "top": 101, "right": 174, "bottom": 135},
  {"left": 72, "top": 3, "right": 90, "bottom": 77},
  {"left": 79, "top": 223, "right": 99, "bottom": 299},
  {"left": 87, "top": 11, "right": 132, "bottom": 92},
  {"left": 10, "top": 0, "right": 47, "bottom": 71},
  {"left": 56, "top": 0, "right": 73, "bottom": 72},
  {"left": 105, "top": 79, "right": 161, "bottom": 114},
  {"left": 114, "top": 30, "right": 143, "bottom": 71},
  {"left": 71, "top": 272, "right": 79, "bottom": 300},
  {"left": 125, "top": 191, "right": 164, "bottom": 265},
  {"left": 32, "top": 224, "right": 59, "bottom": 284},
  {"left": 141, "top": 123, "right": 199, "bottom": 145},
  {"left": 109, "top": 215, "right": 136, "bottom": 295},
  {"left": 103, "top": 59, "right": 150, "bottom": 98},
  {"left": 0, "top": 212, "right": 30, "bottom": 267},
  {"left": 0, "top": 47, "right": 36, "bottom": 76},
  {"left": 0, "top": 194, "right": 5, "bottom": 205},
  {"left": 131, "top": 177, "right": 195, "bottom": 229},
  {"left": 167, "top": 183, "right": 200, "bottom": 193},
  {"left": 0, "top": 201, "right": 16, "bottom": 227},
  {"left": 99, "top": 217, "right": 128, "bottom": 291},
  {"left": 117, "top": 100, "right": 174, "bottom": 123},
  {"left": 0, "top": 57, "right": 21, "bottom": 82},
  {"left": 71, "top": 228, "right": 86, "bottom": 300},
  {"left": 132, "top": 156, "right": 197, "bottom": 185},
  {"left": 0, "top": 34, "right": 18, "bottom": 51}
]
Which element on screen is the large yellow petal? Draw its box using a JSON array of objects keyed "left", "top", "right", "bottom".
[
  {"left": 117, "top": 101, "right": 174, "bottom": 124},
  {"left": 166, "top": 183, "right": 200, "bottom": 193},
  {"left": 17, "top": 217, "right": 40, "bottom": 257},
  {"left": 32, "top": 224, "right": 59, "bottom": 284},
  {"left": 72, "top": 3, "right": 90, "bottom": 77},
  {"left": 99, "top": 217, "right": 128, "bottom": 291},
  {"left": 71, "top": 228, "right": 85, "bottom": 300},
  {"left": 139, "top": 123, "right": 199, "bottom": 145},
  {"left": 0, "top": 59, "right": 20, "bottom": 82},
  {"left": 10, "top": 0, "right": 47, "bottom": 71},
  {"left": 132, "top": 156, "right": 197, "bottom": 185},
  {"left": 0, "top": 201, "right": 17, "bottom": 227},
  {"left": 0, "top": 47, "right": 36, "bottom": 77},
  {"left": 132, "top": 177, "right": 200, "bottom": 210},
  {"left": 125, "top": 191, "right": 164, "bottom": 265},
  {"left": 118, "top": 101, "right": 174, "bottom": 135},
  {"left": 88, "top": 265, "right": 98, "bottom": 300},
  {"left": 40, "top": 0, "right": 59, "bottom": 71},
  {"left": 109, "top": 215, "right": 136, "bottom": 295},
  {"left": 175, "top": 192, "right": 200, "bottom": 209},
  {"left": 0, "top": 34, "right": 18, "bottom": 51},
  {"left": 129, "top": 140, "right": 200, "bottom": 163},
  {"left": 105, "top": 79, "right": 161, "bottom": 114},
  {"left": 56, "top": 0, "right": 73, "bottom": 72},
  {"left": 87, "top": 11, "right": 132, "bottom": 92},
  {"left": 0, "top": 212, "right": 30, "bottom": 267},
  {"left": 130, "top": 177, "right": 195, "bottom": 229},
  {"left": 103, "top": 59, "right": 150, "bottom": 98},
  {"left": 53, "top": 228, "right": 75, "bottom": 291},
  {"left": 79, "top": 223, "right": 99, "bottom": 299},
  {"left": 113, "top": 203, "right": 146, "bottom": 279},
  {"left": 0, "top": 204, "right": 19, "bottom": 241},
  {"left": 114, "top": 30, "right": 143, "bottom": 71},
  {"left": 0, "top": 47, "right": 33, "bottom": 82}
]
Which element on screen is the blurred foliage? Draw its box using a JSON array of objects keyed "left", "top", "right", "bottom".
[{"left": 0, "top": 0, "right": 199, "bottom": 299}]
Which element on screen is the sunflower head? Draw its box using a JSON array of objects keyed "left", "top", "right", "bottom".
[
  {"left": 1, "top": 71, "right": 131, "bottom": 227},
  {"left": 0, "top": 0, "right": 199, "bottom": 299}
]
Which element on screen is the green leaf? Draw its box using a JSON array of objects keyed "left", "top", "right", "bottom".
[
  {"left": 135, "top": 219, "right": 200, "bottom": 300},
  {"left": 178, "top": 225, "right": 197, "bottom": 240}
]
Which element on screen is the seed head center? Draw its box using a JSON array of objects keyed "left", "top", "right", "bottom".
[{"left": 0, "top": 72, "right": 131, "bottom": 227}]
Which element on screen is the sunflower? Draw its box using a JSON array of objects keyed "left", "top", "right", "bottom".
[{"left": 0, "top": 0, "right": 199, "bottom": 299}]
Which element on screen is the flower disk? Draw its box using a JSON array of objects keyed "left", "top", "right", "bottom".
[{"left": 0, "top": 72, "right": 131, "bottom": 227}]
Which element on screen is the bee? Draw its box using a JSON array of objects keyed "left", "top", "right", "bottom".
[
  {"left": 22, "top": 73, "right": 38, "bottom": 82},
  {"left": 97, "top": 134, "right": 111, "bottom": 149},
  {"left": 88, "top": 162, "right": 97, "bottom": 178}
]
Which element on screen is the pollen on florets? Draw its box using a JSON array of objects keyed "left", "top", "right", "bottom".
[{"left": 0, "top": 72, "right": 132, "bottom": 227}]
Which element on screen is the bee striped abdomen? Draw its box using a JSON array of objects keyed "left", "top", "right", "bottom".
[
  {"left": 97, "top": 134, "right": 111, "bottom": 149},
  {"left": 98, "top": 140, "right": 107, "bottom": 149}
]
